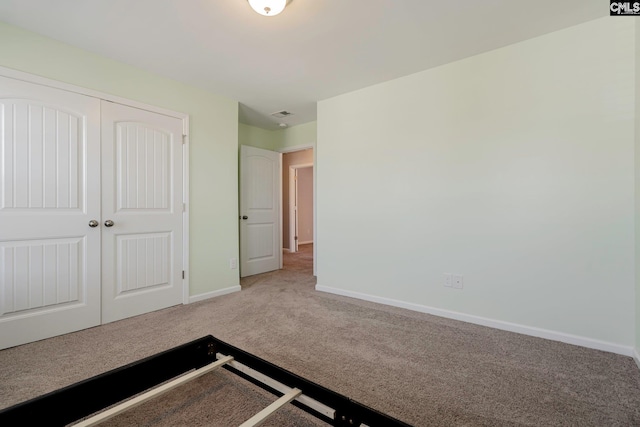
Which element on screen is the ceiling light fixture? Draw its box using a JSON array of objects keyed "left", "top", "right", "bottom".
[{"left": 248, "top": 0, "right": 286, "bottom": 17}]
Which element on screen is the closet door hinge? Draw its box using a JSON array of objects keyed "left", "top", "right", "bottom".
[
  {"left": 182, "top": 270, "right": 185, "bottom": 279},
  {"left": 182, "top": 134, "right": 187, "bottom": 144}
]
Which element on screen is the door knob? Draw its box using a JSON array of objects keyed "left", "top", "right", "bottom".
[
  {"left": 88, "top": 220, "right": 99, "bottom": 228},
  {"left": 242, "top": 216, "right": 248, "bottom": 220},
  {"left": 104, "top": 220, "right": 114, "bottom": 227}
]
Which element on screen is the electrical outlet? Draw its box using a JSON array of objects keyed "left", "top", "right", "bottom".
[
  {"left": 444, "top": 273, "right": 452, "bottom": 287},
  {"left": 230, "top": 258, "right": 238, "bottom": 269},
  {"left": 453, "top": 274, "right": 464, "bottom": 289}
]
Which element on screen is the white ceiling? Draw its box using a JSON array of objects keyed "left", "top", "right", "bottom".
[{"left": 0, "top": 0, "right": 606, "bottom": 130}]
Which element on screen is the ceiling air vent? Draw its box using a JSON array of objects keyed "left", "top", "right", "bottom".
[{"left": 271, "top": 110, "right": 293, "bottom": 118}]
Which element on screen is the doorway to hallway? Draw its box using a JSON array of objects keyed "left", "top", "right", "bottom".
[
  {"left": 281, "top": 146, "right": 315, "bottom": 277},
  {"left": 283, "top": 243, "right": 313, "bottom": 274}
]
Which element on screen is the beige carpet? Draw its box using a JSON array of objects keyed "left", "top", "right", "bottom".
[{"left": 1, "top": 243, "right": 640, "bottom": 426}]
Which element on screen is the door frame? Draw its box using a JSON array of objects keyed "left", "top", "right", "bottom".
[
  {"left": 289, "top": 163, "right": 313, "bottom": 252},
  {"left": 0, "top": 66, "right": 191, "bottom": 305},
  {"left": 278, "top": 144, "right": 316, "bottom": 276}
]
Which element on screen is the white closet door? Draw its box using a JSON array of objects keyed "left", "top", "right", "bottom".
[
  {"left": 101, "top": 101, "right": 183, "bottom": 323},
  {"left": 0, "top": 76, "right": 101, "bottom": 350},
  {"left": 239, "top": 145, "right": 281, "bottom": 277}
]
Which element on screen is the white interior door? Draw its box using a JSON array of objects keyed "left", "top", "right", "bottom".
[
  {"left": 101, "top": 101, "right": 183, "bottom": 323},
  {"left": 240, "top": 145, "right": 280, "bottom": 277},
  {"left": 0, "top": 76, "right": 101, "bottom": 349}
]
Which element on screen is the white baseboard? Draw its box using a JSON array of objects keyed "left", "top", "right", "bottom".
[
  {"left": 282, "top": 248, "right": 291, "bottom": 253},
  {"left": 315, "top": 284, "right": 635, "bottom": 358},
  {"left": 298, "top": 241, "right": 313, "bottom": 245},
  {"left": 189, "top": 285, "right": 241, "bottom": 304},
  {"left": 634, "top": 349, "right": 640, "bottom": 372}
]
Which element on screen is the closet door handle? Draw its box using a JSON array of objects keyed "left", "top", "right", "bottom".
[
  {"left": 241, "top": 216, "right": 248, "bottom": 220},
  {"left": 104, "top": 220, "right": 114, "bottom": 227},
  {"left": 88, "top": 220, "right": 99, "bottom": 228}
]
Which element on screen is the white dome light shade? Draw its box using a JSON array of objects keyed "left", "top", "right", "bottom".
[{"left": 248, "top": 0, "right": 286, "bottom": 16}]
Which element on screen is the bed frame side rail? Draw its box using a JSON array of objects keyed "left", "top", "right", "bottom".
[{"left": 0, "top": 335, "right": 216, "bottom": 426}]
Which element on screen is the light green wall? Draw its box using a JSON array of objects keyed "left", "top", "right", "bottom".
[
  {"left": 239, "top": 121, "right": 317, "bottom": 151},
  {"left": 0, "top": 21, "right": 240, "bottom": 297},
  {"left": 278, "top": 121, "right": 317, "bottom": 150},
  {"left": 318, "top": 17, "right": 636, "bottom": 349},
  {"left": 238, "top": 123, "right": 280, "bottom": 150}
]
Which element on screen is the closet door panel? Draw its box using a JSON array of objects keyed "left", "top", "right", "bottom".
[
  {"left": 0, "top": 76, "right": 101, "bottom": 350},
  {"left": 101, "top": 101, "right": 183, "bottom": 323}
]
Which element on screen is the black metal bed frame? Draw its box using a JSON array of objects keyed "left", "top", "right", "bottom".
[{"left": 0, "top": 335, "right": 412, "bottom": 426}]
